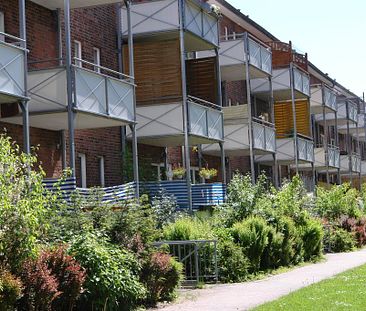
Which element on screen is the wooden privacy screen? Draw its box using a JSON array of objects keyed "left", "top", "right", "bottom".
[
  {"left": 186, "top": 57, "right": 217, "bottom": 105},
  {"left": 123, "top": 39, "right": 182, "bottom": 105},
  {"left": 274, "top": 100, "right": 310, "bottom": 138}
]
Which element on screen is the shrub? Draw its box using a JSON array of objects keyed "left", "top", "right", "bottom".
[
  {"left": 0, "top": 135, "right": 58, "bottom": 271},
  {"left": 226, "top": 174, "right": 268, "bottom": 223},
  {"left": 231, "top": 216, "right": 270, "bottom": 272},
  {"left": 217, "top": 239, "right": 249, "bottom": 282},
  {"left": 300, "top": 218, "right": 324, "bottom": 261},
  {"left": 325, "top": 228, "right": 356, "bottom": 253},
  {"left": 141, "top": 252, "right": 183, "bottom": 305},
  {"left": 0, "top": 269, "right": 23, "bottom": 310},
  {"left": 315, "top": 183, "right": 362, "bottom": 220},
  {"left": 19, "top": 254, "right": 61, "bottom": 311},
  {"left": 69, "top": 232, "right": 146, "bottom": 310},
  {"left": 261, "top": 227, "right": 284, "bottom": 270},
  {"left": 163, "top": 217, "right": 213, "bottom": 241},
  {"left": 47, "top": 246, "right": 86, "bottom": 311},
  {"left": 151, "top": 190, "right": 180, "bottom": 228}
]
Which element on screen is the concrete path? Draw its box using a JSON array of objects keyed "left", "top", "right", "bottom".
[{"left": 154, "top": 248, "right": 366, "bottom": 311}]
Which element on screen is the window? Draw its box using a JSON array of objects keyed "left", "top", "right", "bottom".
[
  {"left": 74, "top": 40, "right": 82, "bottom": 67},
  {"left": 224, "top": 26, "right": 228, "bottom": 40},
  {"left": 151, "top": 163, "right": 166, "bottom": 181},
  {"left": 190, "top": 167, "right": 200, "bottom": 184},
  {"left": 78, "top": 153, "right": 87, "bottom": 188},
  {"left": 93, "top": 47, "right": 101, "bottom": 73},
  {"left": 0, "top": 12, "right": 4, "bottom": 42},
  {"left": 227, "top": 98, "right": 232, "bottom": 107},
  {"left": 99, "top": 156, "right": 105, "bottom": 187},
  {"left": 232, "top": 31, "right": 236, "bottom": 40}
]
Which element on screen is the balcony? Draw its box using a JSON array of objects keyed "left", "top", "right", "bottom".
[
  {"left": 121, "top": 0, "right": 219, "bottom": 51},
  {"left": 2, "top": 59, "right": 135, "bottom": 130},
  {"left": 251, "top": 65, "right": 310, "bottom": 101},
  {"left": 0, "top": 33, "right": 27, "bottom": 104},
  {"left": 310, "top": 85, "right": 337, "bottom": 114},
  {"left": 130, "top": 95, "right": 223, "bottom": 146},
  {"left": 298, "top": 145, "right": 340, "bottom": 171},
  {"left": 218, "top": 34, "right": 272, "bottom": 81},
  {"left": 339, "top": 153, "right": 361, "bottom": 174},
  {"left": 297, "top": 136, "right": 314, "bottom": 162},
  {"left": 201, "top": 105, "right": 275, "bottom": 156},
  {"left": 256, "top": 134, "right": 313, "bottom": 165},
  {"left": 315, "top": 98, "right": 358, "bottom": 126},
  {"left": 328, "top": 146, "right": 340, "bottom": 168}
]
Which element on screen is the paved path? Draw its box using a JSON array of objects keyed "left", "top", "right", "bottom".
[{"left": 154, "top": 248, "right": 366, "bottom": 311}]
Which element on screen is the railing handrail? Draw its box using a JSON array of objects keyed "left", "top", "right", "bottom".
[
  {"left": 252, "top": 116, "right": 275, "bottom": 128},
  {"left": 220, "top": 32, "right": 271, "bottom": 50},
  {"left": 0, "top": 32, "right": 28, "bottom": 52},
  {"left": 0, "top": 31, "right": 26, "bottom": 43},
  {"left": 73, "top": 57, "right": 134, "bottom": 81},
  {"left": 153, "top": 239, "right": 217, "bottom": 246},
  {"left": 297, "top": 133, "right": 313, "bottom": 141},
  {"left": 187, "top": 95, "right": 222, "bottom": 111}
]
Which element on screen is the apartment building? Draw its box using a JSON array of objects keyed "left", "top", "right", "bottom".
[{"left": 0, "top": 0, "right": 138, "bottom": 189}]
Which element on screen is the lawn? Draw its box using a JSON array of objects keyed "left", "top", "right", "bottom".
[{"left": 254, "top": 264, "right": 366, "bottom": 311}]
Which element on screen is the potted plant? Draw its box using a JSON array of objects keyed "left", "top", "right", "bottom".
[
  {"left": 199, "top": 166, "right": 218, "bottom": 180},
  {"left": 172, "top": 164, "right": 186, "bottom": 179}
]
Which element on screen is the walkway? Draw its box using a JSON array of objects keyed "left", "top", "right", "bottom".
[{"left": 154, "top": 248, "right": 366, "bottom": 311}]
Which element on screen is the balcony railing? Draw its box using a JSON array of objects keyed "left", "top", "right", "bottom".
[
  {"left": 327, "top": 145, "right": 340, "bottom": 168},
  {"left": 293, "top": 67, "right": 310, "bottom": 96},
  {"left": 0, "top": 32, "right": 27, "bottom": 101},
  {"left": 28, "top": 58, "right": 135, "bottom": 123},
  {"left": 219, "top": 33, "right": 272, "bottom": 76},
  {"left": 297, "top": 136, "right": 314, "bottom": 162},
  {"left": 351, "top": 153, "right": 361, "bottom": 173},
  {"left": 121, "top": 0, "right": 219, "bottom": 47},
  {"left": 348, "top": 101, "right": 358, "bottom": 123},
  {"left": 252, "top": 118, "right": 276, "bottom": 152},
  {"left": 188, "top": 95, "right": 223, "bottom": 141},
  {"left": 323, "top": 87, "right": 337, "bottom": 111}
]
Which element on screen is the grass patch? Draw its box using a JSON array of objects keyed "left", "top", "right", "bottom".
[{"left": 254, "top": 264, "right": 366, "bottom": 311}]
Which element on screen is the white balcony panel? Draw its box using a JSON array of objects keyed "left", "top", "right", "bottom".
[
  {"left": 298, "top": 137, "right": 314, "bottom": 162},
  {"left": 189, "top": 102, "right": 208, "bottom": 137},
  {"left": 339, "top": 154, "right": 361, "bottom": 173},
  {"left": 340, "top": 155, "right": 349, "bottom": 173},
  {"left": 121, "top": 0, "right": 218, "bottom": 48},
  {"left": 28, "top": 68, "right": 68, "bottom": 113},
  {"left": 107, "top": 78, "right": 134, "bottom": 121},
  {"left": 324, "top": 87, "right": 337, "bottom": 111},
  {"left": 256, "top": 138, "right": 294, "bottom": 164},
  {"left": 352, "top": 154, "right": 361, "bottom": 173},
  {"left": 207, "top": 109, "right": 223, "bottom": 140},
  {"left": 310, "top": 85, "right": 323, "bottom": 114},
  {"left": 253, "top": 122, "right": 265, "bottom": 150},
  {"left": 75, "top": 67, "right": 107, "bottom": 115},
  {"left": 328, "top": 147, "right": 340, "bottom": 168},
  {"left": 0, "top": 42, "right": 26, "bottom": 103}
]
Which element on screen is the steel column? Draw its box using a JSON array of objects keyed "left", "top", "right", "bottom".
[
  {"left": 356, "top": 106, "right": 361, "bottom": 190},
  {"left": 290, "top": 63, "right": 299, "bottom": 175},
  {"left": 219, "top": 142, "right": 226, "bottom": 185},
  {"left": 178, "top": 0, "right": 193, "bottom": 212},
  {"left": 322, "top": 87, "right": 330, "bottom": 187},
  {"left": 346, "top": 101, "right": 352, "bottom": 184},
  {"left": 243, "top": 33, "right": 255, "bottom": 184},
  {"left": 126, "top": 0, "right": 140, "bottom": 198},
  {"left": 335, "top": 106, "right": 340, "bottom": 184},
  {"left": 269, "top": 76, "right": 278, "bottom": 188},
  {"left": 64, "top": 0, "right": 76, "bottom": 176},
  {"left": 19, "top": 0, "right": 30, "bottom": 154}
]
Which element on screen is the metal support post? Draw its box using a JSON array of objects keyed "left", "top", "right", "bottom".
[
  {"left": 126, "top": 0, "right": 140, "bottom": 198},
  {"left": 346, "top": 101, "right": 352, "bottom": 184},
  {"left": 64, "top": 0, "right": 76, "bottom": 176},
  {"left": 19, "top": 0, "right": 30, "bottom": 154},
  {"left": 219, "top": 142, "right": 226, "bottom": 185},
  {"left": 244, "top": 32, "right": 255, "bottom": 184},
  {"left": 178, "top": 0, "right": 192, "bottom": 212},
  {"left": 335, "top": 108, "right": 341, "bottom": 184},
  {"left": 290, "top": 63, "right": 299, "bottom": 175},
  {"left": 322, "top": 88, "right": 330, "bottom": 187},
  {"left": 269, "top": 76, "right": 278, "bottom": 188}
]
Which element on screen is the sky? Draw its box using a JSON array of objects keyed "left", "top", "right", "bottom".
[{"left": 228, "top": 0, "right": 366, "bottom": 98}]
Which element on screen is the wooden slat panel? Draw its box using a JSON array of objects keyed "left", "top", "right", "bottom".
[
  {"left": 275, "top": 100, "right": 310, "bottom": 138},
  {"left": 186, "top": 57, "right": 217, "bottom": 104},
  {"left": 123, "top": 39, "right": 182, "bottom": 105}
]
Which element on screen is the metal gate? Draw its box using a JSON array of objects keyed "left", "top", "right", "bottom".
[{"left": 153, "top": 240, "right": 218, "bottom": 284}]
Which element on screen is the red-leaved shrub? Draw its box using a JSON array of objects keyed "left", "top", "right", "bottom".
[
  {"left": 141, "top": 252, "right": 183, "bottom": 305},
  {"left": 18, "top": 245, "right": 86, "bottom": 311}
]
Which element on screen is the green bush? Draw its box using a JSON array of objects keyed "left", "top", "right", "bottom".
[
  {"left": 162, "top": 217, "right": 213, "bottom": 241},
  {"left": 0, "top": 269, "right": 23, "bottom": 310},
  {"left": 0, "top": 135, "right": 58, "bottom": 271},
  {"left": 300, "top": 218, "right": 324, "bottom": 261},
  {"left": 69, "top": 232, "right": 146, "bottom": 311},
  {"left": 141, "top": 252, "right": 183, "bottom": 305},
  {"left": 261, "top": 227, "right": 284, "bottom": 270},
  {"left": 325, "top": 228, "right": 356, "bottom": 253},
  {"left": 316, "top": 183, "right": 362, "bottom": 220},
  {"left": 217, "top": 239, "right": 249, "bottom": 282},
  {"left": 231, "top": 216, "right": 270, "bottom": 272}
]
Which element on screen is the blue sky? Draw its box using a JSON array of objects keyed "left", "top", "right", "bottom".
[{"left": 228, "top": 0, "right": 366, "bottom": 97}]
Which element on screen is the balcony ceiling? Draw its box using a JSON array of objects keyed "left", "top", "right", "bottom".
[{"left": 30, "top": 0, "right": 121, "bottom": 10}]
